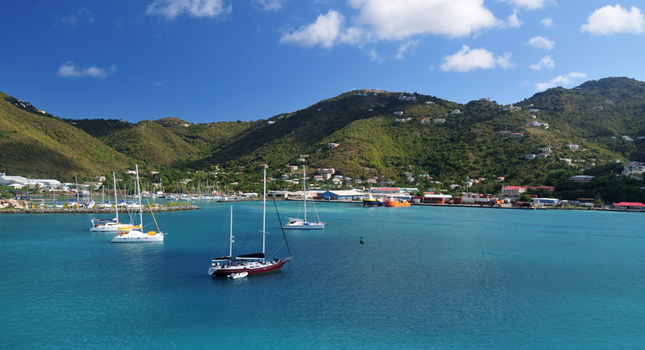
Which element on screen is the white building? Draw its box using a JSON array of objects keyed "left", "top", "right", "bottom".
[
  {"left": 569, "top": 175, "right": 594, "bottom": 183},
  {"left": 0, "top": 175, "right": 61, "bottom": 188},
  {"left": 622, "top": 162, "right": 645, "bottom": 175}
]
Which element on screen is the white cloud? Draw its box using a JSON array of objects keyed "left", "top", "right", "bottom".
[
  {"left": 280, "top": 10, "right": 345, "bottom": 48},
  {"left": 348, "top": 0, "right": 500, "bottom": 40},
  {"left": 507, "top": 10, "right": 522, "bottom": 28},
  {"left": 146, "top": 0, "right": 232, "bottom": 20},
  {"left": 541, "top": 18, "right": 554, "bottom": 27},
  {"left": 440, "top": 46, "right": 513, "bottom": 72},
  {"left": 254, "top": 0, "right": 283, "bottom": 11},
  {"left": 581, "top": 5, "right": 645, "bottom": 35},
  {"left": 396, "top": 40, "right": 418, "bottom": 60},
  {"left": 527, "top": 36, "right": 554, "bottom": 50},
  {"left": 535, "top": 72, "right": 587, "bottom": 91},
  {"left": 529, "top": 56, "right": 554, "bottom": 70},
  {"left": 57, "top": 62, "right": 118, "bottom": 79},
  {"left": 503, "top": 0, "right": 547, "bottom": 10},
  {"left": 62, "top": 7, "right": 94, "bottom": 26}
]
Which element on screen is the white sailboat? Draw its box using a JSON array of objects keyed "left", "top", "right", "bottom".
[
  {"left": 90, "top": 172, "right": 141, "bottom": 232},
  {"left": 208, "top": 165, "right": 292, "bottom": 277},
  {"left": 111, "top": 165, "right": 164, "bottom": 243},
  {"left": 283, "top": 164, "right": 324, "bottom": 230}
]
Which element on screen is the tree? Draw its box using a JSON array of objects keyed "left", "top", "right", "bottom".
[{"left": 519, "top": 194, "right": 533, "bottom": 202}]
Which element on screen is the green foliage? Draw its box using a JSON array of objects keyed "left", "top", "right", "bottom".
[{"left": 2, "top": 79, "right": 645, "bottom": 201}]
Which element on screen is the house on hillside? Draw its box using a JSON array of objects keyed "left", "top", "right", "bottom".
[
  {"left": 622, "top": 161, "right": 645, "bottom": 175},
  {"left": 501, "top": 186, "right": 527, "bottom": 198},
  {"left": 569, "top": 175, "right": 594, "bottom": 183}
]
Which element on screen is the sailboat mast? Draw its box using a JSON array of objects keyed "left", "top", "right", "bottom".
[
  {"left": 135, "top": 164, "right": 143, "bottom": 229},
  {"left": 229, "top": 206, "right": 233, "bottom": 258},
  {"left": 112, "top": 172, "right": 118, "bottom": 223},
  {"left": 302, "top": 164, "right": 307, "bottom": 222},
  {"left": 262, "top": 165, "right": 266, "bottom": 261}
]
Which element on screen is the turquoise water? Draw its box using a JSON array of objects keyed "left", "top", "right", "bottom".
[{"left": 1, "top": 202, "right": 643, "bottom": 349}]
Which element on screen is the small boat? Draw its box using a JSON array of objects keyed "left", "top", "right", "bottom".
[
  {"left": 209, "top": 165, "right": 292, "bottom": 277},
  {"left": 283, "top": 164, "right": 324, "bottom": 230},
  {"left": 362, "top": 194, "right": 383, "bottom": 207},
  {"left": 384, "top": 197, "right": 411, "bottom": 207},
  {"left": 111, "top": 165, "right": 165, "bottom": 243},
  {"left": 228, "top": 272, "right": 248, "bottom": 279}
]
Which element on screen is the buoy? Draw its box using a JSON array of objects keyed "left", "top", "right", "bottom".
[{"left": 360, "top": 236, "right": 364, "bottom": 244}]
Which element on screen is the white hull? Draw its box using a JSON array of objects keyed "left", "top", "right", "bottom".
[
  {"left": 111, "top": 230, "right": 164, "bottom": 243},
  {"left": 283, "top": 220, "right": 325, "bottom": 230},
  {"left": 90, "top": 222, "right": 141, "bottom": 232}
]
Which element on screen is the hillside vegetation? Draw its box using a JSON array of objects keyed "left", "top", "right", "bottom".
[
  {"left": 1, "top": 78, "right": 644, "bottom": 199},
  {"left": 0, "top": 93, "right": 131, "bottom": 179}
]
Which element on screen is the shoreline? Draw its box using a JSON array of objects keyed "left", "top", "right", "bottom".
[{"left": 0, "top": 205, "right": 200, "bottom": 214}]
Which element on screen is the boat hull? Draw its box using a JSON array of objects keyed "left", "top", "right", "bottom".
[
  {"left": 363, "top": 199, "right": 382, "bottom": 207},
  {"left": 208, "top": 259, "right": 289, "bottom": 277},
  {"left": 283, "top": 221, "right": 325, "bottom": 230},
  {"left": 384, "top": 201, "right": 410, "bottom": 207},
  {"left": 111, "top": 230, "right": 164, "bottom": 243}
]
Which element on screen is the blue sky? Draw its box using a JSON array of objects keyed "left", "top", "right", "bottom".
[{"left": 2, "top": 0, "right": 645, "bottom": 123}]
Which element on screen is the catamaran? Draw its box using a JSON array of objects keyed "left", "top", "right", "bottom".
[
  {"left": 111, "top": 165, "right": 164, "bottom": 243},
  {"left": 283, "top": 164, "right": 324, "bottom": 230},
  {"left": 208, "top": 165, "right": 292, "bottom": 277}
]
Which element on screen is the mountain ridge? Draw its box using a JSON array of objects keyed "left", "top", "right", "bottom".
[{"left": 1, "top": 77, "right": 643, "bottom": 189}]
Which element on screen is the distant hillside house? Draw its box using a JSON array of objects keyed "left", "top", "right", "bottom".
[
  {"left": 622, "top": 161, "right": 645, "bottom": 175},
  {"left": 566, "top": 144, "right": 580, "bottom": 149},
  {"left": 317, "top": 168, "right": 335, "bottom": 175},
  {"left": 501, "top": 186, "right": 527, "bottom": 197},
  {"left": 126, "top": 170, "right": 137, "bottom": 175},
  {"left": 569, "top": 175, "right": 594, "bottom": 183},
  {"left": 393, "top": 111, "right": 404, "bottom": 117},
  {"left": 525, "top": 154, "right": 536, "bottom": 160},
  {"left": 328, "top": 143, "right": 340, "bottom": 149},
  {"left": 313, "top": 175, "right": 324, "bottom": 182},
  {"left": 434, "top": 118, "right": 446, "bottom": 124},
  {"left": 450, "top": 109, "right": 462, "bottom": 115}
]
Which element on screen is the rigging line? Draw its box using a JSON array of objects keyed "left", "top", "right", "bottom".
[
  {"left": 272, "top": 196, "right": 292, "bottom": 258},
  {"left": 143, "top": 189, "right": 162, "bottom": 233}
]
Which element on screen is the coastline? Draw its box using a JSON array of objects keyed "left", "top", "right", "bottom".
[{"left": 0, "top": 205, "right": 200, "bottom": 214}]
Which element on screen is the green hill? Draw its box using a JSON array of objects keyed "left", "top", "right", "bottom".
[
  {"left": 1, "top": 77, "right": 644, "bottom": 197},
  {"left": 0, "top": 92, "right": 131, "bottom": 180}
]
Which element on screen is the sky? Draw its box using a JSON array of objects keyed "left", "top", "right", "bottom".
[{"left": 2, "top": 0, "right": 645, "bottom": 124}]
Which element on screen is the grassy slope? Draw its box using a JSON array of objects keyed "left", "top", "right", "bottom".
[{"left": 0, "top": 92, "right": 131, "bottom": 179}]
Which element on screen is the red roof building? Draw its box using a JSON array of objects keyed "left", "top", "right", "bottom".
[{"left": 613, "top": 202, "right": 645, "bottom": 209}]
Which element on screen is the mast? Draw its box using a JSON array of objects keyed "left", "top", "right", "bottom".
[
  {"left": 303, "top": 164, "right": 307, "bottom": 222},
  {"left": 135, "top": 164, "right": 143, "bottom": 229},
  {"left": 229, "top": 206, "right": 234, "bottom": 258},
  {"left": 112, "top": 172, "right": 119, "bottom": 223},
  {"left": 262, "top": 164, "right": 267, "bottom": 262},
  {"left": 75, "top": 176, "right": 79, "bottom": 205}
]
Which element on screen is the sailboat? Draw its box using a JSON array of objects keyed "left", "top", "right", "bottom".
[
  {"left": 90, "top": 172, "right": 141, "bottom": 232},
  {"left": 111, "top": 164, "right": 165, "bottom": 243},
  {"left": 208, "top": 165, "right": 292, "bottom": 277},
  {"left": 283, "top": 164, "right": 324, "bottom": 230}
]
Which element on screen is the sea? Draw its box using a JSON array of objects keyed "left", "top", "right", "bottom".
[{"left": 0, "top": 201, "right": 643, "bottom": 349}]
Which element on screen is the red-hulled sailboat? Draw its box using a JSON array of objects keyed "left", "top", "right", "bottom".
[{"left": 208, "top": 165, "right": 292, "bottom": 277}]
